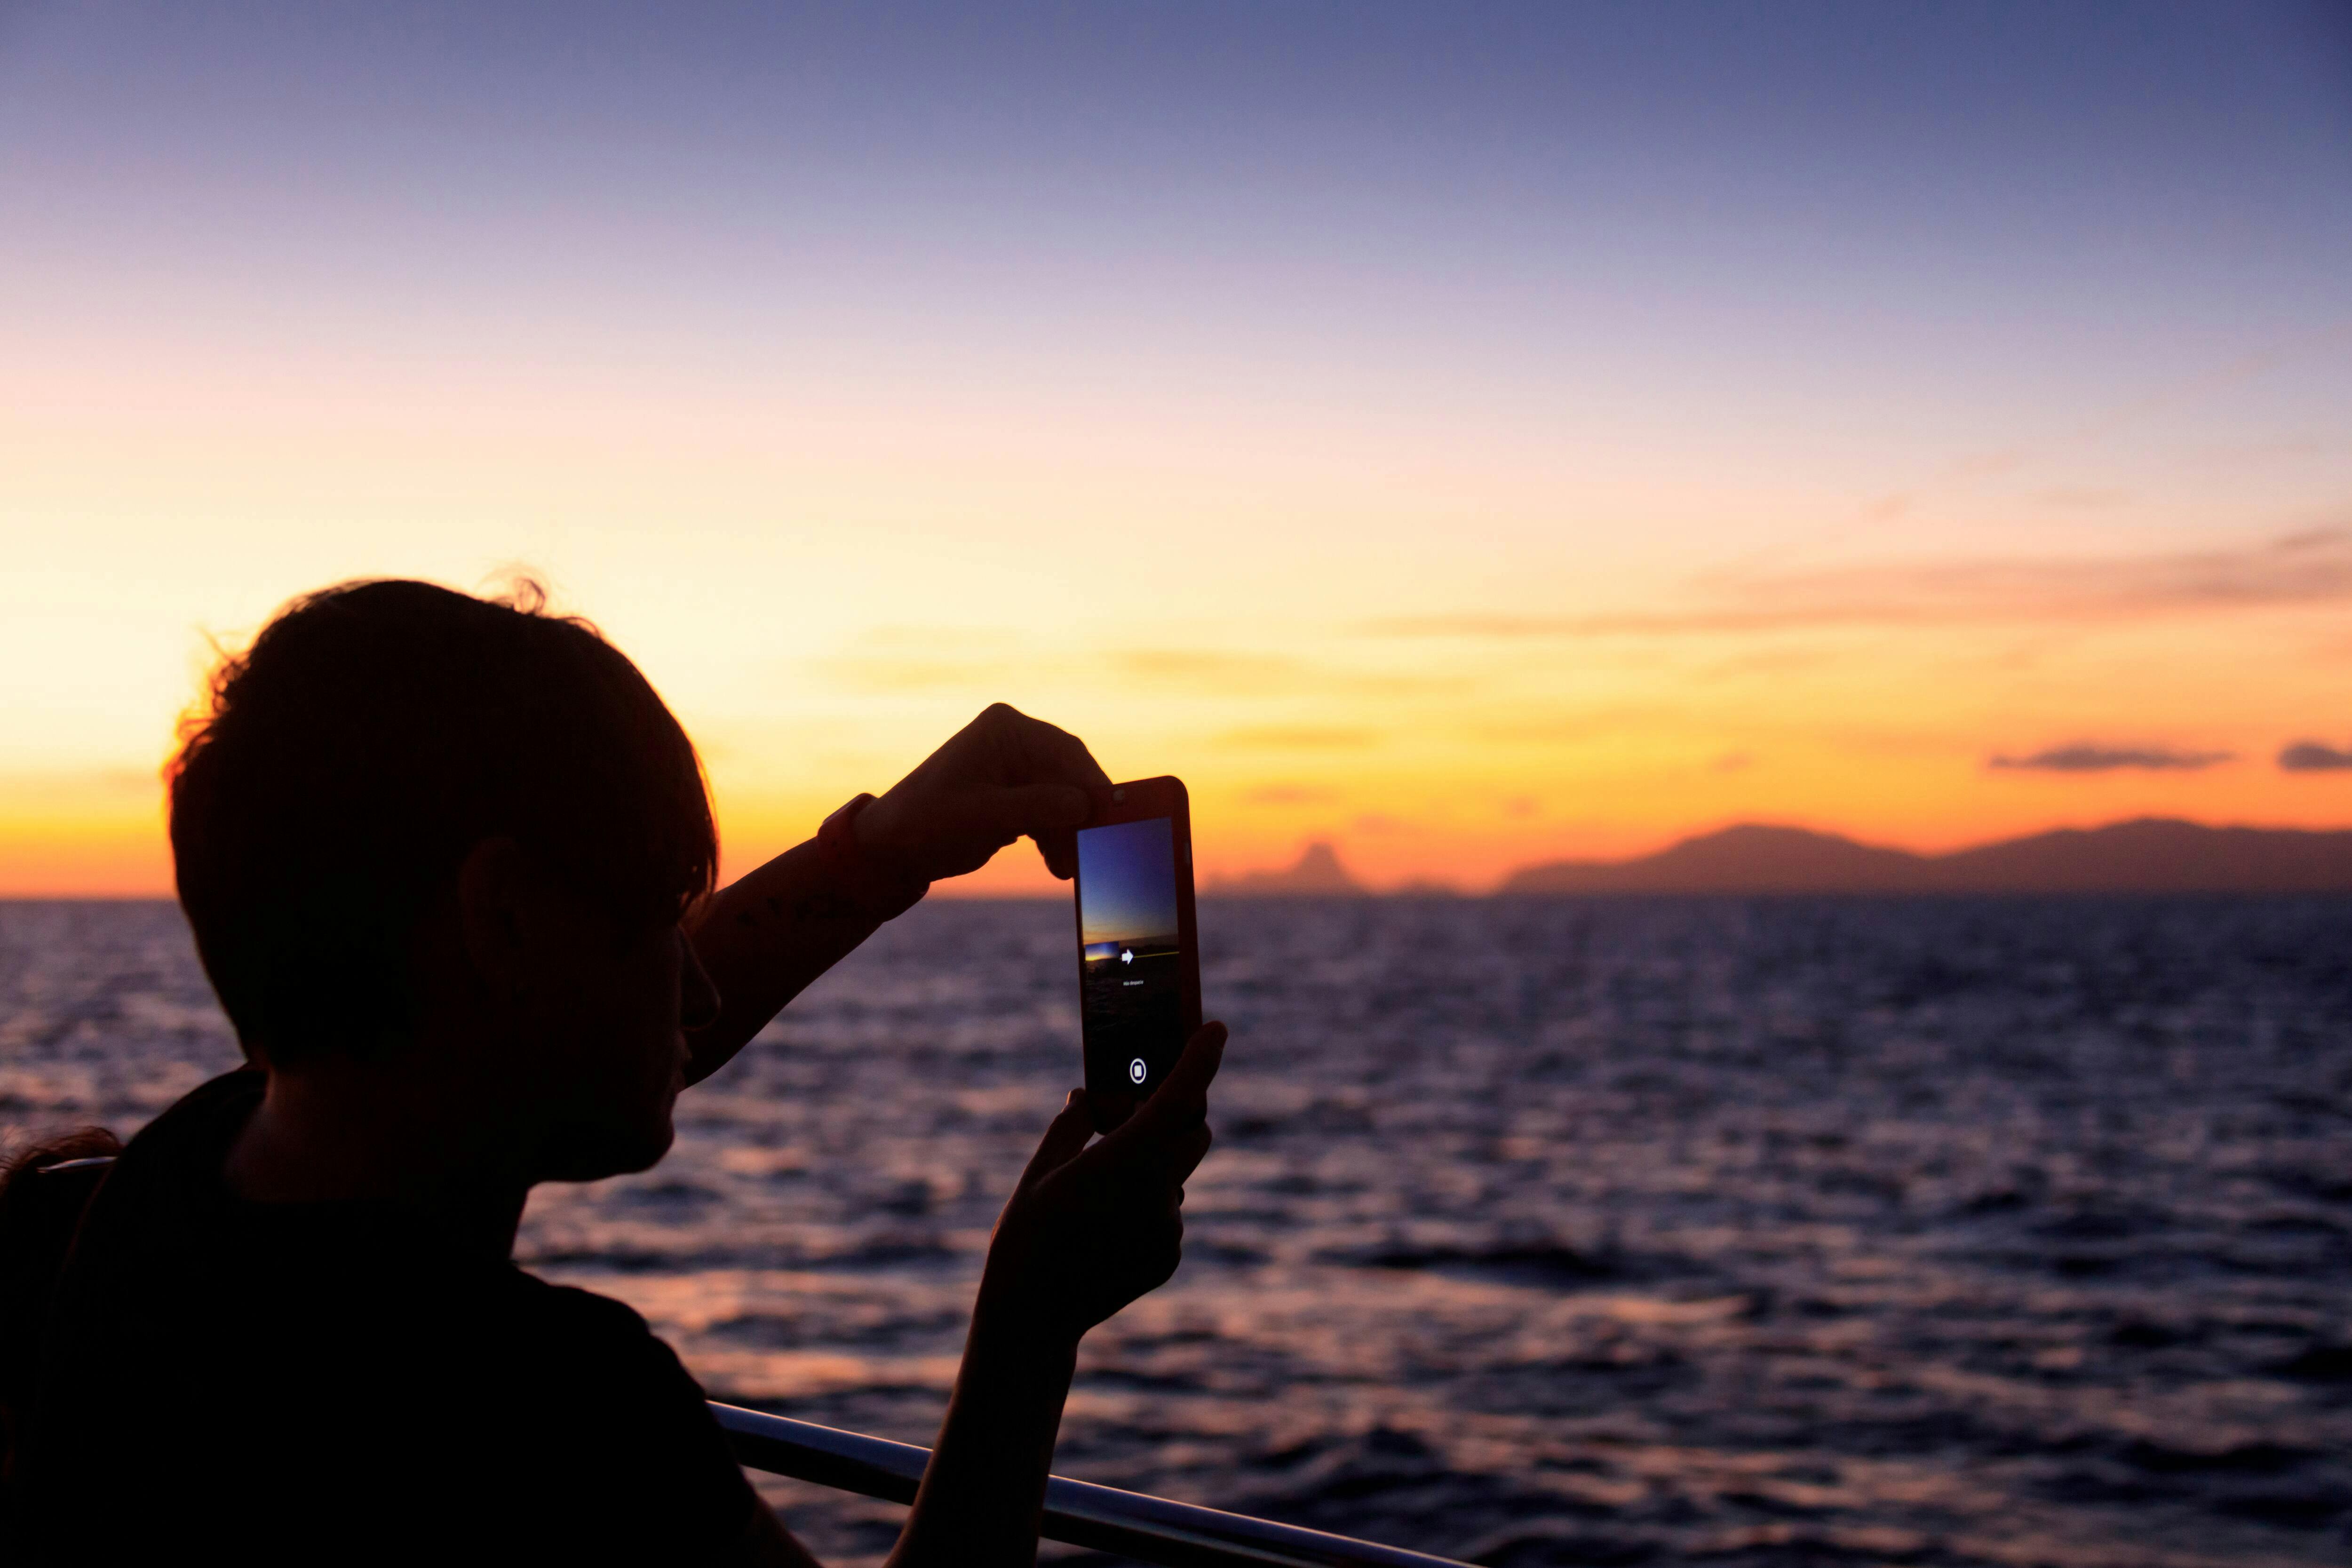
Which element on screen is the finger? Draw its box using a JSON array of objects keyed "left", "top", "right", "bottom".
[
  {"left": 1151, "top": 1021, "right": 1227, "bottom": 1120},
  {"left": 996, "top": 708, "right": 1115, "bottom": 791},
  {"left": 969, "top": 782, "right": 1091, "bottom": 852},
  {"left": 1093, "top": 1022, "right": 1226, "bottom": 1161},
  {"left": 1165, "top": 1120, "right": 1213, "bottom": 1185},
  {"left": 1132, "top": 1124, "right": 1212, "bottom": 1194},
  {"left": 1150, "top": 1210, "right": 1184, "bottom": 1289},
  {"left": 1121, "top": 1204, "right": 1184, "bottom": 1281},
  {"left": 1019, "top": 1090, "right": 1095, "bottom": 1186},
  {"left": 1088, "top": 1087, "right": 1136, "bottom": 1133},
  {"left": 1033, "top": 826, "right": 1079, "bottom": 881}
]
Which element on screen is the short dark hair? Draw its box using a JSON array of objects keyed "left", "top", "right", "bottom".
[{"left": 169, "top": 579, "right": 717, "bottom": 1067}]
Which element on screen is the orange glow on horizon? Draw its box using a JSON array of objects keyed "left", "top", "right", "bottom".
[{"left": 5, "top": 1, "right": 2350, "bottom": 900}]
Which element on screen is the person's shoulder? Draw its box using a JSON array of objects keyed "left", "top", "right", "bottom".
[
  {"left": 100, "top": 1067, "right": 263, "bottom": 1197},
  {"left": 491, "top": 1273, "right": 761, "bottom": 1560},
  {"left": 126, "top": 1066, "right": 266, "bottom": 1155},
  {"left": 499, "top": 1274, "right": 748, "bottom": 1491},
  {"left": 44, "top": 1068, "right": 262, "bottom": 1305},
  {"left": 505, "top": 1270, "right": 660, "bottom": 1341},
  {"left": 494, "top": 1269, "right": 703, "bottom": 1396}
]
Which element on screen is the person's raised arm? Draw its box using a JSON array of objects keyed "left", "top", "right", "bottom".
[
  {"left": 683, "top": 704, "right": 1111, "bottom": 1085},
  {"left": 890, "top": 1021, "right": 1226, "bottom": 1568}
]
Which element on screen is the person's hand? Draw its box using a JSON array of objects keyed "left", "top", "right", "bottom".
[
  {"left": 974, "top": 1022, "right": 1226, "bottom": 1352},
  {"left": 855, "top": 703, "right": 1112, "bottom": 883}
]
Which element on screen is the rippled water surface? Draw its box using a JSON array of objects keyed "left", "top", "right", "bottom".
[{"left": 5, "top": 896, "right": 2350, "bottom": 1566}]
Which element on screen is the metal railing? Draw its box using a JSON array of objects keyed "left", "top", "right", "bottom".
[{"left": 711, "top": 1402, "right": 1471, "bottom": 1568}]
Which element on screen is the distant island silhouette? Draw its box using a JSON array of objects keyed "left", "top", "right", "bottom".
[
  {"left": 1204, "top": 840, "right": 1366, "bottom": 896},
  {"left": 1500, "top": 819, "right": 2352, "bottom": 895},
  {"left": 1200, "top": 820, "right": 2352, "bottom": 897}
]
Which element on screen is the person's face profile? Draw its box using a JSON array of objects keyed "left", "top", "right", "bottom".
[{"left": 508, "top": 901, "right": 711, "bottom": 1185}]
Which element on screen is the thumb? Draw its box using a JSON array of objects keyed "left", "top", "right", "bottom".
[
  {"left": 1019, "top": 1089, "right": 1095, "bottom": 1186},
  {"left": 1097, "top": 1021, "right": 1226, "bottom": 1159},
  {"left": 975, "top": 782, "right": 1090, "bottom": 844}
]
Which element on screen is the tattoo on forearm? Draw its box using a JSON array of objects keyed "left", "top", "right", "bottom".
[
  {"left": 731, "top": 889, "right": 869, "bottom": 931},
  {"left": 790, "top": 891, "right": 865, "bottom": 922}
]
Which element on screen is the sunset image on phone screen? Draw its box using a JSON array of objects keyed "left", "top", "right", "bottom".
[{"left": 1076, "top": 816, "right": 1184, "bottom": 1095}]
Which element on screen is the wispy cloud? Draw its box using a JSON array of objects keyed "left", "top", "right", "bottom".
[
  {"left": 1370, "top": 526, "right": 2352, "bottom": 639},
  {"left": 1114, "top": 650, "right": 1302, "bottom": 690},
  {"left": 1244, "top": 783, "right": 1341, "bottom": 804},
  {"left": 1214, "top": 726, "right": 1378, "bottom": 750},
  {"left": 2034, "top": 487, "right": 2132, "bottom": 509},
  {"left": 814, "top": 640, "right": 1455, "bottom": 697},
  {"left": 0, "top": 765, "right": 162, "bottom": 799},
  {"left": 1470, "top": 706, "right": 1680, "bottom": 744},
  {"left": 2279, "top": 740, "right": 2352, "bottom": 772},
  {"left": 1988, "top": 745, "right": 2234, "bottom": 773},
  {"left": 1112, "top": 650, "right": 1454, "bottom": 697},
  {"left": 811, "top": 654, "right": 1024, "bottom": 692}
]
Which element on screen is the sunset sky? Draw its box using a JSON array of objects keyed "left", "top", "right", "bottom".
[{"left": 5, "top": 1, "right": 2350, "bottom": 895}]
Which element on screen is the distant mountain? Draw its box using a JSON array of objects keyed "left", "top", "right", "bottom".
[
  {"left": 1929, "top": 819, "right": 2352, "bottom": 892},
  {"left": 1504, "top": 824, "right": 1925, "bottom": 894},
  {"left": 1206, "top": 840, "right": 1366, "bottom": 897},
  {"left": 1500, "top": 818, "right": 2352, "bottom": 895}
]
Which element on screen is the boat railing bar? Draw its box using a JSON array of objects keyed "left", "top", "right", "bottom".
[{"left": 709, "top": 1401, "right": 1473, "bottom": 1568}]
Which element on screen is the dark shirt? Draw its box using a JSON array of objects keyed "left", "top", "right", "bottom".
[{"left": 10, "top": 1070, "right": 759, "bottom": 1564}]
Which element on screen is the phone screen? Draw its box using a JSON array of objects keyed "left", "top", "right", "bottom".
[{"left": 1075, "top": 814, "right": 1187, "bottom": 1102}]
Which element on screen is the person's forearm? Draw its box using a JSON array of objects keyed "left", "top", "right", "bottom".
[
  {"left": 683, "top": 838, "right": 899, "bottom": 1085},
  {"left": 887, "top": 1321, "right": 1078, "bottom": 1568}
]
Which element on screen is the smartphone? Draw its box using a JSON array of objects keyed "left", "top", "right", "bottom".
[{"left": 1072, "top": 776, "right": 1202, "bottom": 1130}]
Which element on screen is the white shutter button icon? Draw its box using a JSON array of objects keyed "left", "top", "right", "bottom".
[{"left": 1128, "top": 1057, "right": 1147, "bottom": 1085}]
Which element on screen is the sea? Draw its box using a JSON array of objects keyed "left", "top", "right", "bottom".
[{"left": 3, "top": 895, "right": 2348, "bottom": 1567}]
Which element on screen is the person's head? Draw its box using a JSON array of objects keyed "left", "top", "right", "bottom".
[{"left": 169, "top": 578, "right": 719, "bottom": 1180}]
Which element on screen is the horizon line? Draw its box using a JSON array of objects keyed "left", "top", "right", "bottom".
[{"left": 17, "top": 812, "right": 2352, "bottom": 902}]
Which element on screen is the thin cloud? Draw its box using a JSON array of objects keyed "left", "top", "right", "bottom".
[
  {"left": 814, "top": 641, "right": 1455, "bottom": 697},
  {"left": 1988, "top": 745, "right": 2234, "bottom": 773},
  {"left": 1950, "top": 448, "right": 2027, "bottom": 479},
  {"left": 2279, "top": 740, "right": 2352, "bottom": 772},
  {"left": 0, "top": 766, "right": 162, "bottom": 799},
  {"left": 1115, "top": 650, "right": 1303, "bottom": 690},
  {"left": 1244, "top": 783, "right": 1341, "bottom": 804},
  {"left": 1369, "top": 526, "right": 2352, "bottom": 639},
  {"left": 1214, "top": 726, "right": 1378, "bottom": 750},
  {"left": 2035, "top": 487, "right": 2131, "bottom": 509},
  {"left": 811, "top": 654, "right": 1023, "bottom": 692},
  {"left": 1114, "top": 650, "right": 1457, "bottom": 697},
  {"left": 1467, "top": 703, "right": 1684, "bottom": 746}
]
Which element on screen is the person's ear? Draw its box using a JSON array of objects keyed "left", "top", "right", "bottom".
[{"left": 454, "top": 836, "right": 538, "bottom": 999}]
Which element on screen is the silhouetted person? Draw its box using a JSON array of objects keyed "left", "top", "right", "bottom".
[{"left": 1, "top": 579, "right": 1222, "bottom": 1566}]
